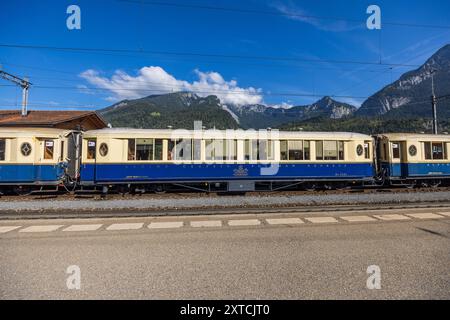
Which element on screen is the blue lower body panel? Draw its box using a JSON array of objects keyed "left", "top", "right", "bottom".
[
  {"left": 382, "top": 162, "right": 450, "bottom": 178},
  {"left": 0, "top": 164, "right": 65, "bottom": 184},
  {"left": 80, "top": 163, "right": 374, "bottom": 184}
]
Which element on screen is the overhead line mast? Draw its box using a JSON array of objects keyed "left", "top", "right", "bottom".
[{"left": 0, "top": 68, "right": 31, "bottom": 117}]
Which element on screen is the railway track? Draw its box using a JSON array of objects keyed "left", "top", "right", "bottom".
[{"left": 0, "top": 185, "right": 449, "bottom": 202}]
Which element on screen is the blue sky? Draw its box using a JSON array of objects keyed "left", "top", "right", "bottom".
[{"left": 0, "top": 0, "right": 449, "bottom": 110}]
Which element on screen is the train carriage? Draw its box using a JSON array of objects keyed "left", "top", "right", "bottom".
[
  {"left": 376, "top": 133, "right": 450, "bottom": 187},
  {"left": 0, "top": 127, "right": 75, "bottom": 194},
  {"left": 79, "top": 128, "right": 375, "bottom": 192}
]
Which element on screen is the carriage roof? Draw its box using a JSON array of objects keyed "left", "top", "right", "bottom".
[{"left": 83, "top": 128, "right": 372, "bottom": 140}]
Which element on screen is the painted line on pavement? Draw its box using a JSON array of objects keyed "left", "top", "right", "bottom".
[
  {"left": 305, "top": 217, "right": 338, "bottom": 224},
  {"left": 405, "top": 213, "right": 444, "bottom": 220},
  {"left": 0, "top": 226, "right": 22, "bottom": 234},
  {"left": 266, "top": 218, "right": 304, "bottom": 225},
  {"left": 148, "top": 221, "right": 184, "bottom": 229},
  {"left": 228, "top": 219, "right": 261, "bottom": 226},
  {"left": 340, "top": 215, "right": 377, "bottom": 222},
  {"left": 106, "top": 223, "right": 144, "bottom": 231},
  {"left": 373, "top": 214, "right": 411, "bottom": 221},
  {"left": 19, "top": 225, "right": 64, "bottom": 233},
  {"left": 191, "top": 220, "right": 222, "bottom": 228},
  {"left": 63, "top": 224, "right": 103, "bottom": 232}
]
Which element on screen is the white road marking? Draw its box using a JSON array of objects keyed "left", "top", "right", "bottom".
[
  {"left": 405, "top": 213, "right": 444, "bottom": 220},
  {"left": 340, "top": 215, "right": 377, "bottom": 222},
  {"left": 62, "top": 224, "right": 103, "bottom": 232},
  {"left": 228, "top": 219, "right": 261, "bottom": 226},
  {"left": 106, "top": 223, "right": 144, "bottom": 231},
  {"left": 190, "top": 220, "right": 222, "bottom": 228},
  {"left": 437, "top": 212, "right": 450, "bottom": 217},
  {"left": 373, "top": 214, "right": 411, "bottom": 221},
  {"left": 266, "top": 218, "right": 304, "bottom": 225},
  {"left": 0, "top": 226, "right": 21, "bottom": 234},
  {"left": 19, "top": 225, "right": 64, "bottom": 233},
  {"left": 305, "top": 217, "right": 338, "bottom": 224},
  {"left": 148, "top": 221, "right": 184, "bottom": 229}
]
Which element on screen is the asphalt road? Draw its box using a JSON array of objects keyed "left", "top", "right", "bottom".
[{"left": 0, "top": 209, "right": 449, "bottom": 299}]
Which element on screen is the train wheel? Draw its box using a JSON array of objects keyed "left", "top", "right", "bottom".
[
  {"left": 429, "top": 180, "right": 441, "bottom": 189},
  {"left": 154, "top": 184, "right": 166, "bottom": 194},
  {"left": 13, "top": 186, "right": 33, "bottom": 196},
  {"left": 302, "top": 183, "right": 317, "bottom": 191}
]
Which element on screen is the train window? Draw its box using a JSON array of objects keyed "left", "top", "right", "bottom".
[
  {"left": 168, "top": 140, "right": 174, "bottom": 160},
  {"left": 280, "top": 141, "right": 288, "bottom": 160},
  {"left": 288, "top": 141, "right": 304, "bottom": 160},
  {"left": 44, "top": 140, "right": 54, "bottom": 160},
  {"left": 338, "top": 141, "right": 345, "bottom": 160},
  {"left": 364, "top": 142, "right": 370, "bottom": 159},
  {"left": 21, "top": 142, "right": 32, "bottom": 157},
  {"left": 316, "top": 141, "right": 344, "bottom": 160},
  {"left": 432, "top": 142, "right": 444, "bottom": 160},
  {"left": 324, "top": 141, "right": 338, "bottom": 160},
  {"left": 136, "top": 139, "right": 153, "bottom": 161},
  {"left": 392, "top": 142, "right": 400, "bottom": 159},
  {"left": 316, "top": 141, "right": 323, "bottom": 160},
  {"left": 99, "top": 143, "right": 108, "bottom": 157},
  {"left": 60, "top": 141, "right": 65, "bottom": 161},
  {"left": 174, "top": 139, "right": 192, "bottom": 161},
  {"left": 128, "top": 139, "right": 135, "bottom": 160},
  {"left": 87, "top": 139, "right": 96, "bottom": 159},
  {"left": 244, "top": 140, "right": 269, "bottom": 161},
  {"left": 154, "top": 139, "right": 163, "bottom": 160},
  {"left": 193, "top": 139, "right": 201, "bottom": 161},
  {"left": 0, "top": 139, "right": 5, "bottom": 161}
]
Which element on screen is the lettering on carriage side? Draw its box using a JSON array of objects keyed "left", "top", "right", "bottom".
[
  {"left": 66, "top": 265, "right": 81, "bottom": 290},
  {"left": 66, "top": 5, "right": 81, "bottom": 30}
]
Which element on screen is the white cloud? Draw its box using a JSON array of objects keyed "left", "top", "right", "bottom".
[
  {"left": 79, "top": 66, "right": 263, "bottom": 106},
  {"left": 270, "top": 1, "right": 361, "bottom": 32}
]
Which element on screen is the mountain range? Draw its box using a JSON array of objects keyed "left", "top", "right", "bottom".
[{"left": 99, "top": 44, "right": 450, "bottom": 133}]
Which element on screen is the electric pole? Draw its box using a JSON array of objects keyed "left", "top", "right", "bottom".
[
  {"left": 430, "top": 69, "right": 438, "bottom": 135},
  {"left": 0, "top": 68, "right": 32, "bottom": 117}
]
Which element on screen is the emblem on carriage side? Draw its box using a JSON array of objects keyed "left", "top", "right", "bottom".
[{"left": 233, "top": 165, "right": 248, "bottom": 177}]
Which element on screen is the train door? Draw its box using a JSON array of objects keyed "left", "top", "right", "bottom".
[
  {"left": 391, "top": 141, "right": 408, "bottom": 177},
  {"left": 66, "top": 132, "right": 81, "bottom": 180}
]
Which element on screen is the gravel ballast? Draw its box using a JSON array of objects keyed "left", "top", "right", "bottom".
[{"left": 1, "top": 191, "right": 450, "bottom": 214}]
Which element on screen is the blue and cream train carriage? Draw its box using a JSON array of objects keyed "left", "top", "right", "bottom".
[
  {"left": 376, "top": 133, "right": 450, "bottom": 187},
  {"left": 0, "top": 128, "right": 75, "bottom": 194},
  {"left": 79, "top": 129, "right": 375, "bottom": 192}
]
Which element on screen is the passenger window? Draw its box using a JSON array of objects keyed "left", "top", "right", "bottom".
[
  {"left": 226, "top": 140, "right": 237, "bottom": 160},
  {"left": 364, "top": 142, "right": 370, "bottom": 159},
  {"left": 432, "top": 142, "right": 444, "bottom": 160},
  {"left": 316, "top": 141, "right": 344, "bottom": 160},
  {"left": 316, "top": 141, "right": 323, "bottom": 160},
  {"left": 280, "top": 140, "right": 288, "bottom": 160},
  {"left": 0, "top": 139, "right": 5, "bottom": 161},
  {"left": 60, "top": 141, "right": 65, "bottom": 161},
  {"left": 87, "top": 139, "right": 96, "bottom": 160},
  {"left": 193, "top": 139, "right": 202, "bottom": 160},
  {"left": 175, "top": 139, "right": 192, "bottom": 161},
  {"left": 136, "top": 139, "right": 153, "bottom": 161},
  {"left": 392, "top": 142, "right": 400, "bottom": 159},
  {"left": 128, "top": 139, "right": 136, "bottom": 160},
  {"left": 44, "top": 140, "right": 54, "bottom": 160},
  {"left": 288, "top": 141, "right": 304, "bottom": 160},
  {"left": 154, "top": 139, "right": 163, "bottom": 161}
]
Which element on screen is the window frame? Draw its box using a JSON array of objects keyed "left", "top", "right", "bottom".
[
  {"left": 280, "top": 140, "right": 311, "bottom": 161},
  {"left": 423, "top": 141, "right": 446, "bottom": 161},
  {"left": 129, "top": 138, "right": 164, "bottom": 161},
  {"left": 0, "top": 138, "right": 5, "bottom": 161},
  {"left": 315, "top": 140, "right": 345, "bottom": 161},
  {"left": 43, "top": 139, "right": 55, "bottom": 160}
]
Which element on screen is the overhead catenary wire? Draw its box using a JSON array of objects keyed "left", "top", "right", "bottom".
[{"left": 119, "top": 0, "right": 450, "bottom": 30}]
